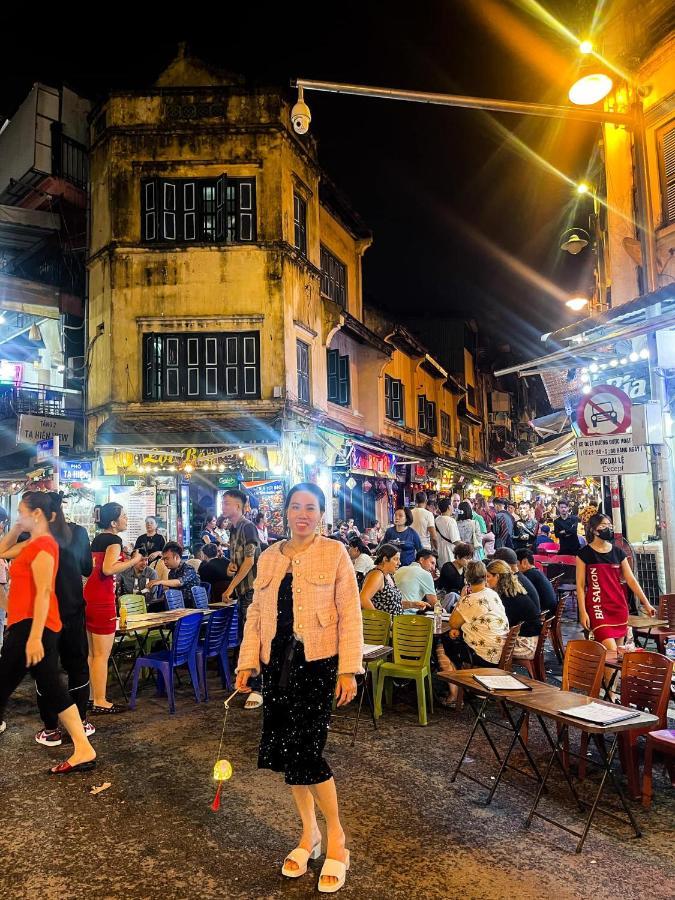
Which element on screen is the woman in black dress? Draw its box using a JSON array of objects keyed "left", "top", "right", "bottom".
[{"left": 236, "top": 483, "right": 363, "bottom": 893}]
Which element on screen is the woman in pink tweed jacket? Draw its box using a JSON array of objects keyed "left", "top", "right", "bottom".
[{"left": 236, "top": 483, "right": 362, "bottom": 893}]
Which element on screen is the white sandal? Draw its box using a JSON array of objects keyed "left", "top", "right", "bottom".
[
  {"left": 244, "top": 691, "right": 263, "bottom": 709},
  {"left": 318, "top": 850, "right": 350, "bottom": 893},
  {"left": 281, "top": 842, "right": 321, "bottom": 878}
]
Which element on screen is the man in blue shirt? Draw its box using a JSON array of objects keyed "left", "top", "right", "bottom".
[
  {"left": 394, "top": 550, "right": 437, "bottom": 612},
  {"left": 149, "top": 542, "right": 201, "bottom": 606}
]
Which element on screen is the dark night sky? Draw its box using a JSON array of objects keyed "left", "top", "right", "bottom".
[{"left": 0, "top": 1, "right": 600, "bottom": 358}]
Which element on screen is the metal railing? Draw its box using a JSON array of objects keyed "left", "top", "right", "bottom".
[{"left": 0, "top": 384, "right": 82, "bottom": 419}]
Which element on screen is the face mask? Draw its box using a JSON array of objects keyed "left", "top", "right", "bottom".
[{"left": 597, "top": 527, "right": 613, "bottom": 541}]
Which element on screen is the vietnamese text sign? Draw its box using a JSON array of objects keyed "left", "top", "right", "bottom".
[
  {"left": 108, "top": 485, "right": 157, "bottom": 544},
  {"left": 17, "top": 414, "right": 75, "bottom": 448},
  {"left": 37, "top": 436, "right": 59, "bottom": 462},
  {"left": 576, "top": 435, "right": 649, "bottom": 476},
  {"left": 60, "top": 460, "right": 92, "bottom": 483}
]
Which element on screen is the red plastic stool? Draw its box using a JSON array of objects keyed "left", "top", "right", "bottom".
[{"left": 642, "top": 729, "right": 675, "bottom": 808}]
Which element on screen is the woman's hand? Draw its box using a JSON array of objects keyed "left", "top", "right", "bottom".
[
  {"left": 26, "top": 636, "right": 44, "bottom": 667},
  {"left": 641, "top": 602, "right": 656, "bottom": 617},
  {"left": 579, "top": 609, "right": 591, "bottom": 631},
  {"left": 335, "top": 674, "right": 357, "bottom": 707},
  {"left": 235, "top": 669, "right": 253, "bottom": 693}
]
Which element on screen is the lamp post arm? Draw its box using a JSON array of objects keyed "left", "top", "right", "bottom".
[{"left": 292, "top": 78, "right": 632, "bottom": 127}]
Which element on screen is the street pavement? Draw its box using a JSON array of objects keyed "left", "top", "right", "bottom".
[{"left": 1, "top": 636, "right": 674, "bottom": 900}]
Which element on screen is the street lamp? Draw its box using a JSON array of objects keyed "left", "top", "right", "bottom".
[
  {"left": 568, "top": 72, "right": 613, "bottom": 106},
  {"left": 560, "top": 228, "right": 590, "bottom": 255},
  {"left": 565, "top": 296, "right": 589, "bottom": 312}
]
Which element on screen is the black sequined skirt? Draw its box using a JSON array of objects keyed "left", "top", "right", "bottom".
[{"left": 258, "top": 631, "right": 338, "bottom": 786}]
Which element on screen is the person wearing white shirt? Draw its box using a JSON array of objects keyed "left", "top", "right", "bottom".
[
  {"left": 394, "top": 550, "right": 437, "bottom": 612},
  {"left": 410, "top": 491, "right": 438, "bottom": 552},
  {"left": 450, "top": 493, "right": 461, "bottom": 518},
  {"left": 347, "top": 538, "right": 375, "bottom": 583},
  {"left": 434, "top": 497, "right": 460, "bottom": 568}
]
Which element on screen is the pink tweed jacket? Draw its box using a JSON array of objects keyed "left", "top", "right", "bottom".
[{"left": 237, "top": 536, "right": 364, "bottom": 677}]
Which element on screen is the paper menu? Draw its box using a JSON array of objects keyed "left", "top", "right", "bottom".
[
  {"left": 559, "top": 701, "right": 641, "bottom": 726},
  {"left": 473, "top": 674, "right": 531, "bottom": 691}
]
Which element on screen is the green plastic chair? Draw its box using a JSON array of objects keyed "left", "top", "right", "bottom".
[
  {"left": 362, "top": 608, "right": 392, "bottom": 702},
  {"left": 374, "top": 615, "right": 434, "bottom": 726}
]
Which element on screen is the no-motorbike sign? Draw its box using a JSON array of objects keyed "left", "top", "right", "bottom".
[{"left": 576, "top": 384, "right": 631, "bottom": 436}]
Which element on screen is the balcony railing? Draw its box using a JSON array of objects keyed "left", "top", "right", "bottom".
[
  {"left": 0, "top": 384, "right": 83, "bottom": 419},
  {"left": 51, "top": 123, "right": 88, "bottom": 190}
]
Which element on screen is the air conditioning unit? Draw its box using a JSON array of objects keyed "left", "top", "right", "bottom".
[{"left": 631, "top": 540, "right": 665, "bottom": 608}]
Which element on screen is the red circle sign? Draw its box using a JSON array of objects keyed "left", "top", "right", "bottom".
[{"left": 577, "top": 384, "right": 632, "bottom": 436}]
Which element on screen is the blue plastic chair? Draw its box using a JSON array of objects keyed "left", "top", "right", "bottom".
[
  {"left": 165, "top": 589, "right": 185, "bottom": 610},
  {"left": 196, "top": 607, "right": 236, "bottom": 699},
  {"left": 225, "top": 603, "right": 240, "bottom": 650},
  {"left": 129, "top": 612, "right": 202, "bottom": 714},
  {"left": 191, "top": 585, "right": 209, "bottom": 610},
  {"left": 201, "top": 582, "right": 212, "bottom": 602}
]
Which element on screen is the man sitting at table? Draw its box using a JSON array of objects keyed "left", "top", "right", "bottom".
[
  {"left": 198, "top": 542, "right": 232, "bottom": 602},
  {"left": 441, "top": 561, "right": 510, "bottom": 707},
  {"left": 148, "top": 542, "right": 201, "bottom": 607},
  {"left": 118, "top": 551, "right": 158, "bottom": 606},
  {"left": 516, "top": 549, "right": 557, "bottom": 616},
  {"left": 393, "top": 549, "right": 437, "bottom": 613}
]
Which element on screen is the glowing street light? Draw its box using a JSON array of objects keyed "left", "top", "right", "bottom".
[
  {"left": 579, "top": 40, "right": 594, "bottom": 55},
  {"left": 576, "top": 182, "right": 590, "bottom": 195},
  {"left": 569, "top": 72, "right": 613, "bottom": 106},
  {"left": 566, "top": 296, "right": 589, "bottom": 312}
]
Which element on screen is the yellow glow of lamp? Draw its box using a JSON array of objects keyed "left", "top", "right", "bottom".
[
  {"left": 213, "top": 759, "right": 233, "bottom": 781},
  {"left": 113, "top": 450, "right": 135, "bottom": 471},
  {"left": 579, "top": 40, "right": 593, "bottom": 54},
  {"left": 566, "top": 296, "right": 589, "bottom": 312},
  {"left": 569, "top": 72, "right": 613, "bottom": 106}
]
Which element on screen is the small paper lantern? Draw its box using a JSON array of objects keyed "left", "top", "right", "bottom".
[{"left": 213, "top": 759, "right": 233, "bottom": 781}]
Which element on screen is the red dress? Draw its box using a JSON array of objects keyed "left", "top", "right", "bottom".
[
  {"left": 83, "top": 532, "right": 123, "bottom": 635},
  {"left": 578, "top": 544, "right": 629, "bottom": 641}
]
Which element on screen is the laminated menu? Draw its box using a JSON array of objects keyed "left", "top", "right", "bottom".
[
  {"left": 559, "top": 702, "right": 641, "bottom": 726},
  {"left": 472, "top": 674, "right": 532, "bottom": 691}
]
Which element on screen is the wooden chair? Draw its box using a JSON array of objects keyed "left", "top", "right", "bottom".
[
  {"left": 498, "top": 623, "right": 522, "bottom": 672},
  {"left": 634, "top": 593, "right": 675, "bottom": 652},
  {"left": 549, "top": 590, "right": 567, "bottom": 663},
  {"left": 559, "top": 639, "right": 606, "bottom": 779},
  {"left": 618, "top": 651, "right": 674, "bottom": 799},
  {"left": 519, "top": 616, "right": 555, "bottom": 682},
  {"left": 641, "top": 729, "right": 675, "bottom": 807},
  {"left": 455, "top": 624, "right": 521, "bottom": 711}
]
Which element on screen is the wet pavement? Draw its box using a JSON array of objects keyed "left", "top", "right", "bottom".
[{"left": 2, "top": 636, "right": 674, "bottom": 900}]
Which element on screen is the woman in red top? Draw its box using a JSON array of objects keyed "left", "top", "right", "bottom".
[
  {"left": 576, "top": 513, "right": 654, "bottom": 650},
  {"left": 84, "top": 502, "right": 141, "bottom": 714},
  {"left": 0, "top": 492, "right": 96, "bottom": 773}
]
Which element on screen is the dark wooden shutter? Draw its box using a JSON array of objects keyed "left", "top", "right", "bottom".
[
  {"left": 338, "top": 354, "right": 350, "bottom": 405},
  {"left": 183, "top": 181, "right": 197, "bottom": 241},
  {"left": 162, "top": 180, "right": 177, "bottom": 241},
  {"left": 141, "top": 179, "right": 159, "bottom": 242},
  {"left": 216, "top": 174, "right": 227, "bottom": 241},
  {"left": 384, "top": 374, "right": 392, "bottom": 419},
  {"left": 417, "top": 395, "right": 427, "bottom": 432},
  {"left": 327, "top": 349, "right": 339, "bottom": 402},
  {"left": 427, "top": 401, "right": 437, "bottom": 436},
  {"left": 238, "top": 179, "right": 255, "bottom": 241},
  {"left": 662, "top": 124, "right": 675, "bottom": 224},
  {"left": 143, "top": 333, "right": 161, "bottom": 399},
  {"left": 391, "top": 379, "right": 402, "bottom": 422},
  {"left": 242, "top": 334, "right": 259, "bottom": 396}
]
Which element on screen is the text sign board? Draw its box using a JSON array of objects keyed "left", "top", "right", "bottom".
[
  {"left": 37, "top": 436, "right": 59, "bottom": 462},
  {"left": 108, "top": 485, "right": 157, "bottom": 545},
  {"left": 576, "top": 435, "right": 649, "bottom": 476},
  {"left": 17, "top": 414, "right": 75, "bottom": 448},
  {"left": 60, "top": 460, "right": 92, "bottom": 483},
  {"left": 577, "top": 385, "right": 631, "bottom": 436},
  {"left": 590, "top": 360, "right": 650, "bottom": 404}
]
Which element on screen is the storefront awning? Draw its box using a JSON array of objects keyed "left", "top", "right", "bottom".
[
  {"left": 494, "top": 432, "right": 577, "bottom": 482},
  {"left": 96, "top": 412, "right": 282, "bottom": 448}
]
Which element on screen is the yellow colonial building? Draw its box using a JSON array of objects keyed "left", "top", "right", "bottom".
[{"left": 86, "top": 48, "right": 493, "bottom": 539}]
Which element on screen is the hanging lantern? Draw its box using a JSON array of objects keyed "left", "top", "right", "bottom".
[
  {"left": 113, "top": 450, "right": 135, "bottom": 471},
  {"left": 345, "top": 476, "right": 357, "bottom": 490},
  {"left": 363, "top": 480, "right": 372, "bottom": 493}
]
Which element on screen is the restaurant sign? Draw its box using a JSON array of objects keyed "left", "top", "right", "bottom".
[
  {"left": 141, "top": 447, "right": 223, "bottom": 466},
  {"left": 589, "top": 360, "right": 651, "bottom": 404},
  {"left": 351, "top": 446, "right": 396, "bottom": 478}
]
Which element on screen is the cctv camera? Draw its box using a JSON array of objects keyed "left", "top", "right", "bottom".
[{"left": 291, "top": 98, "right": 311, "bottom": 135}]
